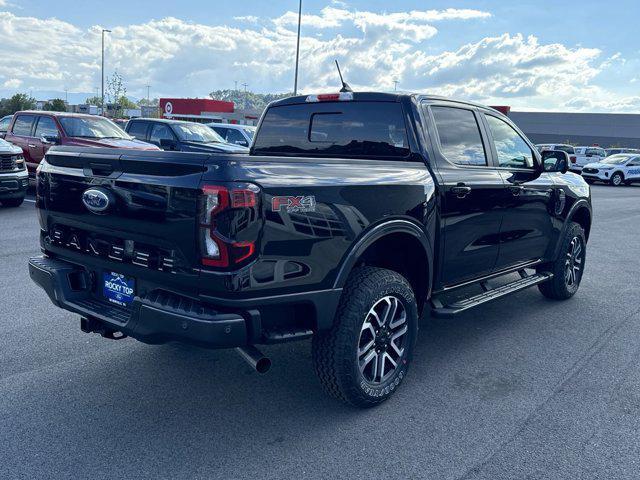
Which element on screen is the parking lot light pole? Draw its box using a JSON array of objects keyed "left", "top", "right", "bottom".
[
  {"left": 293, "top": 0, "right": 302, "bottom": 95},
  {"left": 101, "top": 29, "right": 111, "bottom": 116}
]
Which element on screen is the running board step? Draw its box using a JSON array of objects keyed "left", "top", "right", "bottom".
[{"left": 431, "top": 271, "right": 553, "bottom": 318}]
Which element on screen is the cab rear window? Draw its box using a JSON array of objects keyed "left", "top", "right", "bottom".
[{"left": 253, "top": 102, "right": 411, "bottom": 160}]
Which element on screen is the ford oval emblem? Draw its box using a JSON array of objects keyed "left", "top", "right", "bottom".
[{"left": 82, "top": 188, "right": 110, "bottom": 213}]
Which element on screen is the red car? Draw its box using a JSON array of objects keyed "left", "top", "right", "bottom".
[{"left": 5, "top": 111, "right": 159, "bottom": 176}]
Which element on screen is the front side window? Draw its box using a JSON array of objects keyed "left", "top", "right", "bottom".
[
  {"left": 12, "top": 115, "right": 35, "bottom": 136},
  {"left": 150, "top": 124, "right": 175, "bottom": 144},
  {"left": 34, "top": 116, "right": 59, "bottom": 138},
  {"left": 485, "top": 115, "right": 535, "bottom": 169},
  {"left": 431, "top": 106, "right": 487, "bottom": 166}
]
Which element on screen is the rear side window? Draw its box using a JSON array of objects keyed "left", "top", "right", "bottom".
[
  {"left": 12, "top": 115, "right": 35, "bottom": 136},
  {"left": 431, "top": 106, "right": 487, "bottom": 166},
  {"left": 253, "top": 102, "right": 410, "bottom": 160},
  {"left": 127, "top": 121, "right": 149, "bottom": 140}
]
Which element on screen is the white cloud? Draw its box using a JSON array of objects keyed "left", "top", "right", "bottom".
[
  {"left": 2, "top": 78, "right": 21, "bottom": 88},
  {"left": 0, "top": 8, "right": 635, "bottom": 112}
]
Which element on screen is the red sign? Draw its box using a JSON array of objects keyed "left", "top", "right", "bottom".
[{"left": 159, "top": 98, "right": 235, "bottom": 118}]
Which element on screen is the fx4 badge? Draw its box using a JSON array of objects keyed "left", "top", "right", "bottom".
[{"left": 272, "top": 195, "right": 317, "bottom": 213}]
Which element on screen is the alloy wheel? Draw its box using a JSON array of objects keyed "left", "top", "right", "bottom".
[
  {"left": 357, "top": 296, "right": 408, "bottom": 384},
  {"left": 564, "top": 236, "right": 584, "bottom": 287}
]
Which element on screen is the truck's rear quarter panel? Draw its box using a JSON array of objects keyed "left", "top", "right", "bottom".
[{"left": 198, "top": 154, "right": 435, "bottom": 298}]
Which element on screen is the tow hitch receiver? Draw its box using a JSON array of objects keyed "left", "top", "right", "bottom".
[{"left": 80, "top": 317, "right": 127, "bottom": 340}]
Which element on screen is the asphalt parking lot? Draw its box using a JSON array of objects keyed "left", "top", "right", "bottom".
[{"left": 1, "top": 185, "right": 639, "bottom": 480}]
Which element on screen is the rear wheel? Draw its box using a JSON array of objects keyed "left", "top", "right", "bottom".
[
  {"left": 312, "top": 267, "right": 418, "bottom": 408},
  {"left": 610, "top": 172, "right": 624, "bottom": 186},
  {"left": 538, "top": 222, "right": 586, "bottom": 300},
  {"left": 1, "top": 197, "right": 24, "bottom": 208}
]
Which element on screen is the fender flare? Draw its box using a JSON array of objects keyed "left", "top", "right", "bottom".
[
  {"left": 553, "top": 199, "right": 592, "bottom": 257},
  {"left": 332, "top": 219, "right": 434, "bottom": 294}
]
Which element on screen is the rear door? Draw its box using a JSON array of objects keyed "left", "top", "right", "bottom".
[
  {"left": 425, "top": 103, "right": 505, "bottom": 287},
  {"left": 481, "top": 112, "right": 556, "bottom": 269}
]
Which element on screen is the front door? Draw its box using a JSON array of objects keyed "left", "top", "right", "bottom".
[
  {"left": 481, "top": 113, "right": 556, "bottom": 269},
  {"left": 31, "top": 115, "right": 61, "bottom": 165},
  {"left": 426, "top": 104, "right": 506, "bottom": 287}
]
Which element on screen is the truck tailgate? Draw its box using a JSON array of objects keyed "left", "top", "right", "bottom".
[{"left": 37, "top": 147, "right": 208, "bottom": 298}]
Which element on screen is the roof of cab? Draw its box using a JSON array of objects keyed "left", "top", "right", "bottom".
[{"left": 268, "top": 91, "right": 503, "bottom": 115}]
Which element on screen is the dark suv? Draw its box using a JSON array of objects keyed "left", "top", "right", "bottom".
[{"left": 126, "top": 118, "right": 249, "bottom": 153}]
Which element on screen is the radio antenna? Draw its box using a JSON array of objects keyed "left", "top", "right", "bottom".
[{"left": 335, "top": 60, "right": 353, "bottom": 93}]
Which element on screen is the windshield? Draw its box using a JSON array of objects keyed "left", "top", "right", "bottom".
[
  {"left": 58, "top": 116, "right": 130, "bottom": 139},
  {"left": 601, "top": 155, "right": 631, "bottom": 165},
  {"left": 173, "top": 122, "right": 224, "bottom": 143}
]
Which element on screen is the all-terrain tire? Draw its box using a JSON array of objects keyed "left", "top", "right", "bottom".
[
  {"left": 538, "top": 222, "right": 586, "bottom": 300},
  {"left": 312, "top": 267, "right": 418, "bottom": 408}
]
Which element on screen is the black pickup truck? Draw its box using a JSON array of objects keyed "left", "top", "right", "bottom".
[{"left": 29, "top": 92, "right": 592, "bottom": 407}]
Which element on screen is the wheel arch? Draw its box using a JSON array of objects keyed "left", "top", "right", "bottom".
[
  {"left": 570, "top": 203, "right": 592, "bottom": 241},
  {"left": 333, "top": 219, "right": 434, "bottom": 313}
]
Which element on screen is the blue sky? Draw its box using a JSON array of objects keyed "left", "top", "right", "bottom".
[{"left": 0, "top": 0, "right": 638, "bottom": 111}]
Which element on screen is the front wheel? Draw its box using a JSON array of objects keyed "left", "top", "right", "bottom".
[
  {"left": 312, "top": 267, "right": 418, "bottom": 408},
  {"left": 538, "top": 222, "right": 586, "bottom": 300}
]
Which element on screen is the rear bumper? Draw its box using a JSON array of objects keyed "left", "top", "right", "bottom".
[
  {"left": 29, "top": 255, "right": 249, "bottom": 348},
  {"left": 29, "top": 255, "right": 342, "bottom": 348}
]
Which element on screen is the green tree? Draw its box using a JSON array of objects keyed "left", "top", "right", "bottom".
[
  {"left": 209, "top": 89, "right": 292, "bottom": 111},
  {"left": 84, "top": 96, "right": 102, "bottom": 106},
  {"left": 43, "top": 98, "right": 67, "bottom": 112},
  {"left": 106, "top": 71, "right": 127, "bottom": 117},
  {"left": 0, "top": 93, "right": 37, "bottom": 117}
]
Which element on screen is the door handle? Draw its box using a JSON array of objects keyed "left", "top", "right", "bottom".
[
  {"left": 509, "top": 185, "right": 524, "bottom": 196},
  {"left": 28, "top": 144, "right": 37, "bottom": 148},
  {"left": 451, "top": 185, "right": 472, "bottom": 198}
]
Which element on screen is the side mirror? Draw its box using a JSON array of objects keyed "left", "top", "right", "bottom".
[
  {"left": 542, "top": 151, "right": 569, "bottom": 174},
  {"left": 41, "top": 135, "right": 60, "bottom": 145},
  {"left": 159, "top": 138, "right": 177, "bottom": 150}
]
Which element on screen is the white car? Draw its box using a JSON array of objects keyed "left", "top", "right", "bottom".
[
  {"left": 207, "top": 123, "right": 256, "bottom": 148},
  {"left": 581, "top": 153, "right": 640, "bottom": 186},
  {"left": 573, "top": 146, "right": 607, "bottom": 172}
]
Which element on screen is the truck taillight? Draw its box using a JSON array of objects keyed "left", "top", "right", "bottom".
[
  {"left": 199, "top": 183, "right": 261, "bottom": 269},
  {"left": 570, "top": 156, "right": 577, "bottom": 163}
]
